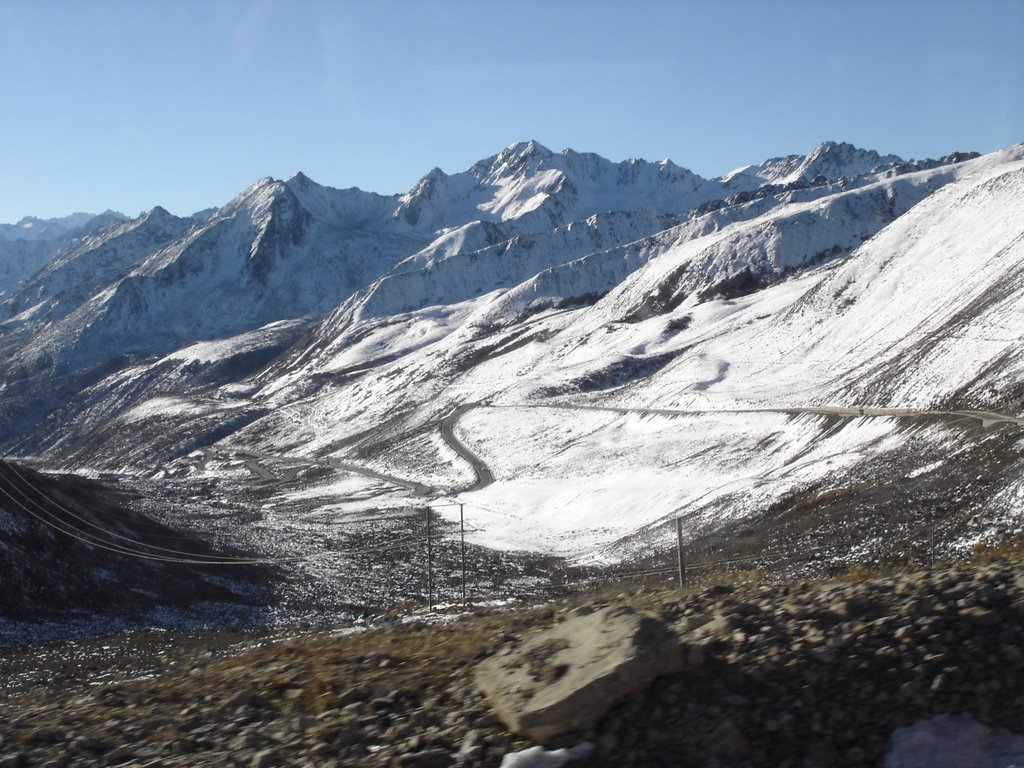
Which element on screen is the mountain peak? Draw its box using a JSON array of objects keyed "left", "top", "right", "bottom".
[
  {"left": 501, "top": 139, "right": 553, "bottom": 159},
  {"left": 0, "top": 212, "right": 103, "bottom": 243},
  {"left": 492, "top": 140, "right": 555, "bottom": 173},
  {"left": 135, "top": 206, "right": 185, "bottom": 230},
  {"left": 721, "top": 140, "right": 908, "bottom": 189},
  {"left": 286, "top": 171, "right": 315, "bottom": 188},
  {"left": 406, "top": 167, "right": 448, "bottom": 199},
  {"left": 796, "top": 141, "right": 902, "bottom": 183},
  {"left": 248, "top": 176, "right": 279, "bottom": 192}
]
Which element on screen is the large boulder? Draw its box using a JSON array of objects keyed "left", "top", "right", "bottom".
[{"left": 475, "top": 605, "right": 683, "bottom": 743}]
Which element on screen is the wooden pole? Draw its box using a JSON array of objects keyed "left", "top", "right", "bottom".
[
  {"left": 676, "top": 517, "right": 685, "bottom": 588},
  {"left": 460, "top": 503, "right": 467, "bottom": 608},
  {"left": 426, "top": 507, "right": 433, "bottom": 611}
]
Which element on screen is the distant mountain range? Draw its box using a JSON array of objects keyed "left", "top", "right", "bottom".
[{"left": 3, "top": 138, "right": 1022, "bottom": 576}]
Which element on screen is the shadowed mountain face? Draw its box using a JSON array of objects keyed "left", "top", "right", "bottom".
[
  {"left": 2, "top": 139, "right": 1022, "bottom": 600},
  {"left": 0, "top": 461, "right": 275, "bottom": 634}
]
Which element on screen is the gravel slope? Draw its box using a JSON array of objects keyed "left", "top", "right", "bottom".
[{"left": 1, "top": 550, "right": 1023, "bottom": 767}]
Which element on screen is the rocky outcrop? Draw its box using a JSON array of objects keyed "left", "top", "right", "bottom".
[{"left": 475, "top": 606, "right": 681, "bottom": 743}]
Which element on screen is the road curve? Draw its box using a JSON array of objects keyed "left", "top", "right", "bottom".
[
  {"left": 433, "top": 400, "right": 1022, "bottom": 493},
  {"left": 204, "top": 400, "right": 1023, "bottom": 501},
  {"left": 326, "top": 458, "right": 433, "bottom": 497},
  {"left": 439, "top": 403, "right": 494, "bottom": 492},
  {"left": 530, "top": 402, "right": 1024, "bottom": 429},
  {"left": 227, "top": 448, "right": 433, "bottom": 497}
]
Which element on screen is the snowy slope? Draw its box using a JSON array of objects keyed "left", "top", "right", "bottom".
[
  {"left": 0, "top": 211, "right": 127, "bottom": 298},
  {"left": 193, "top": 145, "right": 1022, "bottom": 564},
  {"left": 1, "top": 206, "right": 192, "bottom": 324},
  {"left": 4, "top": 138, "right": 1015, "bottom": 575},
  {"left": 719, "top": 141, "right": 900, "bottom": 188},
  {"left": 392, "top": 140, "right": 717, "bottom": 234},
  {"left": 627, "top": 143, "right": 1024, "bottom": 412},
  {"left": 0, "top": 212, "right": 99, "bottom": 242},
  {"left": 344, "top": 210, "right": 681, "bottom": 322}
]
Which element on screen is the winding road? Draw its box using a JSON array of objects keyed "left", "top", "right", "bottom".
[
  {"left": 200, "top": 401, "right": 1024, "bottom": 499},
  {"left": 439, "top": 404, "right": 494, "bottom": 492},
  {"left": 203, "top": 447, "right": 433, "bottom": 497},
  {"left": 431, "top": 401, "right": 1024, "bottom": 494}
]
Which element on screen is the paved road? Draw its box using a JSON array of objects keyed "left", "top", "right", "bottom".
[
  {"left": 436, "top": 400, "right": 1024, "bottom": 493},
  {"left": 439, "top": 403, "right": 494, "bottom": 492},
  {"left": 206, "top": 447, "right": 433, "bottom": 497},
  {"left": 792, "top": 405, "right": 1024, "bottom": 428},
  {"left": 533, "top": 401, "right": 1024, "bottom": 428},
  {"left": 201, "top": 400, "right": 1023, "bottom": 500},
  {"left": 325, "top": 458, "right": 433, "bottom": 497}
]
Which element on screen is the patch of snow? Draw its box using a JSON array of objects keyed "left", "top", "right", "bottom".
[
  {"left": 499, "top": 743, "right": 594, "bottom": 768},
  {"left": 885, "top": 714, "right": 1024, "bottom": 768}
]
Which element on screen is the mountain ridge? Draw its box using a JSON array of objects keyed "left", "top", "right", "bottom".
[{"left": 3, "top": 139, "right": 1019, "bottom": 604}]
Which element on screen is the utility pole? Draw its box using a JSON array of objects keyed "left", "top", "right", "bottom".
[
  {"left": 424, "top": 501, "right": 469, "bottom": 610},
  {"left": 929, "top": 522, "right": 935, "bottom": 569},
  {"left": 676, "top": 517, "right": 686, "bottom": 588},
  {"left": 459, "top": 503, "right": 468, "bottom": 607},
  {"left": 426, "top": 507, "right": 433, "bottom": 611}
]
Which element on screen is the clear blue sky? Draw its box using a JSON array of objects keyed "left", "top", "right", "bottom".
[{"left": 1, "top": 0, "right": 1020, "bottom": 223}]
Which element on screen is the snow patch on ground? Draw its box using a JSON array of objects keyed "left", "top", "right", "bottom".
[
  {"left": 439, "top": 406, "right": 906, "bottom": 558},
  {"left": 885, "top": 715, "right": 1024, "bottom": 768},
  {"left": 118, "top": 397, "right": 215, "bottom": 423},
  {"left": 499, "top": 743, "right": 594, "bottom": 768}
]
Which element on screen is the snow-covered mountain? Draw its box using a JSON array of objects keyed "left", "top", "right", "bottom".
[
  {"left": 3, "top": 138, "right": 1018, "bottom": 587},
  {"left": 721, "top": 141, "right": 901, "bottom": 188},
  {"left": 2, "top": 206, "right": 193, "bottom": 325},
  {"left": 0, "top": 212, "right": 100, "bottom": 243},
  {"left": 393, "top": 140, "right": 718, "bottom": 233},
  {"left": 0, "top": 210, "right": 128, "bottom": 299}
]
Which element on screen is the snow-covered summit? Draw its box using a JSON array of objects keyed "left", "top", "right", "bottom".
[
  {"left": 720, "top": 141, "right": 905, "bottom": 189},
  {"left": 394, "top": 139, "right": 719, "bottom": 233},
  {"left": 0, "top": 210, "right": 129, "bottom": 242},
  {"left": 1, "top": 205, "right": 193, "bottom": 324},
  {"left": 0, "top": 212, "right": 96, "bottom": 242},
  {"left": 781, "top": 140, "right": 902, "bottom": 185}
]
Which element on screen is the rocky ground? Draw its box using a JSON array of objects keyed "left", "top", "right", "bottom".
[{"left": 1, "top": 550, "right": 1023, "bottom": 768}]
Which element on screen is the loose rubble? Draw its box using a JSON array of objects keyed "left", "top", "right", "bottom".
[{"left": 1, "top": 555, "right": 1023, "bottom": 767}]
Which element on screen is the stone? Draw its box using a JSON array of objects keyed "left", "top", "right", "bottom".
[
  {"left": 26, "top": 728, "right": 64, "bottom": 745},
  {"left": 959, "top": 607, "right": 999, "bottom": 627},
  {"left": 679, "top": 613, "right": 714, "bottom": 632},
  {"left": 690, "top": 614, "right": 732, "bottom": 639},
  {"left": 397, "top": 749, "right": 453, "bottom": 768},
  {"left": 809, "top": 648, "right": 836, "bottom": 664},
  {"left": 104, "top": 746, "right": 137, "bottom": 764},
  {"left": 802, "top": 739, "right": 839, "bottom": 767},
  {"left": 251, "top": 749, "right": 278, "bottom": 768},
  {"left": 706, "top": 718, "right": 748, "bottom": 759},
  {"left": 475, "top": 605, "right": 682, "bottom": 743},
  {"left": 223, "top": 689, "right": 256, "bottom": 711}
]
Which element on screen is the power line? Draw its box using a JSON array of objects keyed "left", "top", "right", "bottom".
[
  {"left": 1, "top": 462, "right": 275, "bottom": 563},
  {"left": 0, "top": 479, "right": 282, "bottom": 566},
  {"left": 0, "top": 462, "right": 443, "bottom": 566}
]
